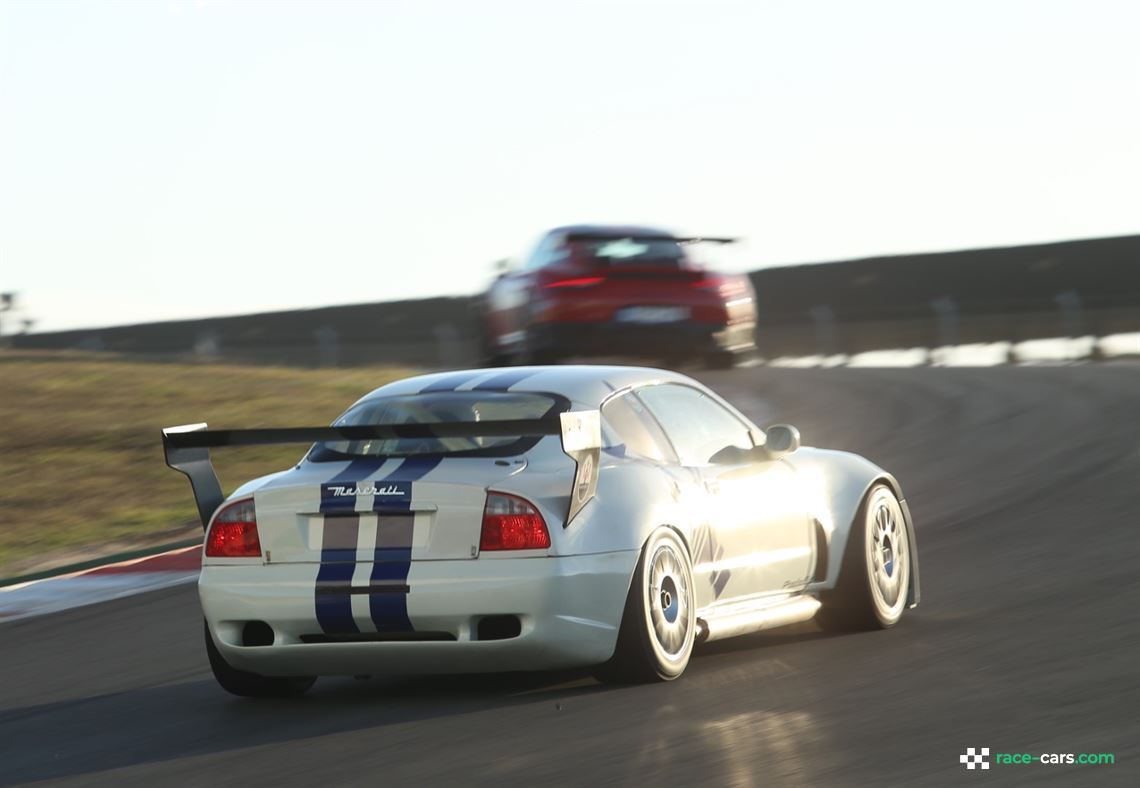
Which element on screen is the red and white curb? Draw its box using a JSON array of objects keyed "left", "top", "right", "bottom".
[{"left": 0, "top": 545, "right": 202, "bottom": 624}]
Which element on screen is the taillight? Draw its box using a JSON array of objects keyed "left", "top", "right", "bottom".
[
  {"left": 692, "top": 276, "right": 722, "bottom": 289},
  {"left": 480, "top": 493, "right": 550, "bottom": 551},
  {"left": 206, "top": 498, "right": 262, "bottom": 558},
  {"left": 543, "top": 276, "right": 604, "bottom": 289}
]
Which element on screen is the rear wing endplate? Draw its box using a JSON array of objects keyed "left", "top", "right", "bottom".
[
  {"left": 559, "top": 411, "right": 601, "bottom": 524},
  {"left": 162, "top": 413, "right": 601, "bottom": 529},
  {"left": 163, "top": 423, "right": 226, "bottom": 530}
]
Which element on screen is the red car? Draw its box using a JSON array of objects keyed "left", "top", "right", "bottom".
[{"left": 481, "top": 225, "right": 757, "bottom": 368}]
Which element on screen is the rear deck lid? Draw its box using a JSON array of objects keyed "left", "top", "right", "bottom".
[
  {"left": 246, "top": 388, "right": 562, "bottom": 563},
  {"left": 251, "top": 455, "right": 529, "bottom": 563}
]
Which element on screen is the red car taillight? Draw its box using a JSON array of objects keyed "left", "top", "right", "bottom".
[
  {"left": 205, "top": 499, "right": 262, "bottom": 558},
  {"left": 692, "top": 276, "right": 723, "bottom": 289},
  {"left": 480, "top": 493, "right": 551, "bottom": 551},
  {"left": 543, "top": 276, "right": 604, "bottom": 289}
]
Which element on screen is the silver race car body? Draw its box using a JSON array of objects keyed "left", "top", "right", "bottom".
[{"left": 163, "top": 365, "right": 919, "bottom": 692}]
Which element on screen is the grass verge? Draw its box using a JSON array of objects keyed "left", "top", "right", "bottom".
[{"left": 0, "top": 351, "right": 414, "bottom": 578}]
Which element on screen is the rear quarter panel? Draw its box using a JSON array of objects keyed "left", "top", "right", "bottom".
[{"left": 493, "top": 450, "right": 693, "bottom": 558}]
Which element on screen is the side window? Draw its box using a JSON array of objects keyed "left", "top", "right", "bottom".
[
  {"left": 523, "top": 233, "right": 568, "bottom": 271},
  {"left": 518, "top": 235, "right": 545, "bottom": 271},
  {"left": 636, "top": 384, "right": 753, "bottom": 466},
  {"left": 601, "top": 392, "right": 676, "bottom": 463},
  {"left": 547, "top": 234, "right": 569, "bottom": 265}
]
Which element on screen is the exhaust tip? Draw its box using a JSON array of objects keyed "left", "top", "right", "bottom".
[
  {"left": 476, "top": 615, "right": 522, "bottom": 641},
  {"left": 241, "top": 620, "right": 275, "bottom": 647}
]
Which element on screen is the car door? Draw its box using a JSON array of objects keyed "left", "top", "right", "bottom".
[{"left": 635, "top": 383, "right": 814, "bottom": 604}]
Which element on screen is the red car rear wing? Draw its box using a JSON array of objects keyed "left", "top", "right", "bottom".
[{"left": 564, "top": 233, "right": 738, "bottom": 244}]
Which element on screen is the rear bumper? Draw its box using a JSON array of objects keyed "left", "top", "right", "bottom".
[
  {"left": 532, "top": 320, "right": 755, "bottom": 359},
  {"left": 200, "top": 551, "right": 638, "bottom": 676}
]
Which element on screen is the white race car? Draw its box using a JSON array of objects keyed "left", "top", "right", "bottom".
[{"left": 163, "top": 365, "right": 919, "bottom": 697}]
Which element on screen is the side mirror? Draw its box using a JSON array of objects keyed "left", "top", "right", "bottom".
[
  {"left": 494, "top": 258, "right": 512, "bottom": 277},
  {"left": 764, "top": 424, "right": 800, "bottom": 458}
]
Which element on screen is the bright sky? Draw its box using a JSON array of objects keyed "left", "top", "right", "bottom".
[{"left": 2, "top": 0, "right": 1138, "bottom": 333}]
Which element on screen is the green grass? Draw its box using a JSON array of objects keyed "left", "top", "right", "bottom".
[{"left": 0, "top": 351, "right": 415, "bottom": 577}]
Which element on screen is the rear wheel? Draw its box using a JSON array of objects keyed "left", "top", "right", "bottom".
[
  {"left": 484, "top": 349, "right": 511, "bottom": 367},
  {"left": 594, "top": 529, "right": 696, "bottom": 684},
  {"left": 517, "top": 326, "right": 561, "bottom": 365},
  {"left": 817, "top": 485, "right": 910, "bottom": 632},
  {"left": 204, "top": 621, "right": 315, "bottom": 698},
  {"left": 703, "top": 350, "right": 736, "bottom": 370}
]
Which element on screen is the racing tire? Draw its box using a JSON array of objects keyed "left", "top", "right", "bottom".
[
  {"left": 518, "top": 337, "right": 559, "bottom": 366},
  {"left": 484, "top": 350, "right": 511, "bottom": 367},
  {"left": 594, "top": 529, "right": 696, "bottom": 684},
  {"left": 512, "top": 324, "right": 564, "bottom": 365},
  {"left": 204, "top": 621, "right": 316, "bottom": 698},
  {"left": 703, "top": 350, "right": 736, "bottom": 370},
  {"left": 816, "top": 484, "right": 910, "bottom": 632}
]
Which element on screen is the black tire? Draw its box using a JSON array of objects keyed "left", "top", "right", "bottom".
[
  {"left": 525, "top": 348, "right": 560, "bottom": 365},
  {"left": 204, "top": 621, "right": 315, "bottom": 698},
  {"left": 517, "top": 331, "right": 559, "bottom": 365},
  {"left": 703, "top": 350, "right": 736, "bottom": 370},
  {"left": 816, "top": 485, "right": 911, "bottom": 633},
  {"left": 594, "top": 529, "right": 696, "bottom": 684},
  {"left": 484, "top": 350, "right": 511, "bottom": 367},
  {"left": 474, "top": 300, "right": 508, "bottom": 367}
]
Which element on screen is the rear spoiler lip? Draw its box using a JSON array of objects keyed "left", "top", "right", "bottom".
[{"left": 161, "top": 414, "right": 600, "bottom": 530}]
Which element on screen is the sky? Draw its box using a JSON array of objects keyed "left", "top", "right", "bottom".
[{"left": 1, "top": 0, "right": 1138, "bottom": 333}]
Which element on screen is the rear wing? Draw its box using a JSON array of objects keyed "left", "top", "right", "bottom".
[
  {"left": 564, "top": 232, "right": 738, "bottom": 245},
  {"left": 162, "top": 413, "right": 601, "bottom": 529}
]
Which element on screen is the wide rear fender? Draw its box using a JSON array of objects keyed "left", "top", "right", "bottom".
[{"left": 786, "top": 448, "right": 920, "bottom": 608}]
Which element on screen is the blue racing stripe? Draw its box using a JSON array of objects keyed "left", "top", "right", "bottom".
[
  {"left": 325, "top": 457, "right": 387, "bottom": 484},
  {"left": 418, "top": 371, "right": 480, "bottom": 393},
  {"left": 470, "top": 368, "right": 540, "bottom": 391},
  {"left": 319, "top": 458, "right": 386, "bottom": 529},
  {"left": 319, "top": 458, "right": 385, "bottom": 514},
  {"left": 369, "top": 456, "right": 442, "bottom": 631},
  {"left": 314, "top": 457, "right": 386, "bottom": 634}
]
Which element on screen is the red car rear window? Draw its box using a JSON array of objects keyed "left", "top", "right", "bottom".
[{"left": 571, "top": 237, "right": 688, "bottom": 269}]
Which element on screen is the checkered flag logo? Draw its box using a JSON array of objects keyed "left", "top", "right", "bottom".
[{"left": 960, "top": 747, "right": 990, "bottom": 770}]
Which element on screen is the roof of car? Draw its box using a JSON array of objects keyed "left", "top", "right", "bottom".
[{"left": 357, "top": 365, "right": 694, "bottom": 409}]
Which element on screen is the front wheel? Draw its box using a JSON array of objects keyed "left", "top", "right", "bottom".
[
  {"left": 817, "top": 485, "right": 911, "bottom": 632},
  {"left": 594, "top": 529, "right": 696, "bottom": 684},
  {"left": 204, "top": 622, "right": 316, "bottom": 698}
]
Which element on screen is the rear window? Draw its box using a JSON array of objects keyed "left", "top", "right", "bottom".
[
  {"left": 572, "top": 237, "right": 687, "bottom": 268},
  {"left": 308, "top": 391, "right": 564, "bottom": 461}
]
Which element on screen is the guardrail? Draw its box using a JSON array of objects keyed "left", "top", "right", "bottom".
[
  {"left": 749, "top": 235, "right": 1140, "bottom": 357},
  {"left": 10, "top": 235, "right": 1139, "bottom": 364}
]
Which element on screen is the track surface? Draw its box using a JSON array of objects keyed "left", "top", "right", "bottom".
[{"left": 3, "top": 367, "right": 1138, "bottom": 786}]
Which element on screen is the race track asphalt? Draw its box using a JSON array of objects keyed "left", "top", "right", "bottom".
[{"left": 2, "top": 366, "right": 1137, "bottom": 786}]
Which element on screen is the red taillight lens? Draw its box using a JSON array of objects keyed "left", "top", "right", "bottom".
[
  {"left": 543, "top": 276, "right": 604, "bottom": 289},
  {"left": 205, "top": 499, "right": 262, "bottom": 558},
  {"left": 480, "top": 493, "right": 550, "bottom": 551},
  {"left": 692, "top": 277, "right": 722, "bottom": 289}
]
